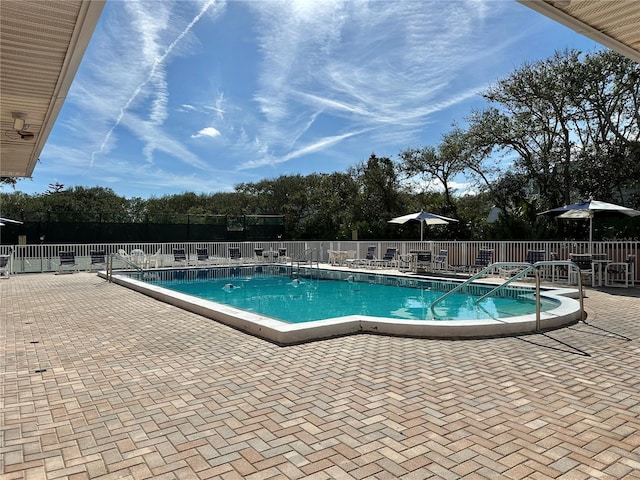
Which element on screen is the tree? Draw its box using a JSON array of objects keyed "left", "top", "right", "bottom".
[
  {"left": 46, "top": 182, "right": 65, "bottom": 194},
  {"left": 1, "top": 177, "right": 18, "bottom": 187},
  {"left": 398, "top": 128, "right": 474, "bottom": 213},
  {"left": 349, "top": 154, "right": 404, "bottom": 238},
  {"left": 468, "top": 49, "right": 640, "bottom": 212}
]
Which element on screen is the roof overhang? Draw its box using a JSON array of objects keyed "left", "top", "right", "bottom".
[
  {"left": 517, "top": 0, "right": 640, "bottom": 64},
  {"left": 0, "top": 0, "right": 105, "bottom": 178}
]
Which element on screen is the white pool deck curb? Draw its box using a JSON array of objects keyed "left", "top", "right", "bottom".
[{"left": 102, "top": 267, "right": 583, "bottom": 345}]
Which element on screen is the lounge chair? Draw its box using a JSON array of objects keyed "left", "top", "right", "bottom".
[
  {"left": 605, "top": 254, "right": 635, "bottom": 288},
  {"left": 196, "top": 248, "right": 211, "bottom": 266},
  {"left": 347, "top": 245, "right": 377, "bottom": 268},
  {"left": 89, "top": 250, "right": 106, "bottom": 271},
  {"left": 173, "top": 248, "right": 190, "bottom": 267},
  {"left": 373, "top": 247, "right": 398, "bottom": 269},
  {"left": 58, "top": 251, "right": 78, "bottom": 273}
]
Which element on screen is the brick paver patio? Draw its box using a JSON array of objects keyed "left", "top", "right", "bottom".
[{"left": 2, "top": 272, "right": 640, "bottom": 479}]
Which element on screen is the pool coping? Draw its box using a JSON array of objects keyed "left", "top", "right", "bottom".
[{"left": 101, "top": 269, "right": 583, "bottom": 345}]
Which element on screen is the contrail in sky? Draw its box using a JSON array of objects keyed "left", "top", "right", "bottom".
[{"left": 91, "top": 0, "right": 217, "bottom": 167}]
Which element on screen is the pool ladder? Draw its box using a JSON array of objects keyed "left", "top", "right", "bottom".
[
  {"left": 291, "top": 248, "right": 320, "bottom": 278},
  {"left": 106, "top": 253, "right": 144, "bottom": 282},
  {"left": 430, "top": 261, "right": 586, "bottom": 331}
]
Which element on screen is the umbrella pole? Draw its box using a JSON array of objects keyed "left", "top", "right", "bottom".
[{"left": 420, "top": 222, "right": 424, "bottom": 242}]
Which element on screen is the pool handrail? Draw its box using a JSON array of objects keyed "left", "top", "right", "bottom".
[
  {"left": 475, "top": 262, "right": 540, "bottom": 303},
  {"left": 431, "top": 261, "right": 586, "bottom": 327},
  {"left": 106, "top": 252, "right": 144, "bottom": 282}
]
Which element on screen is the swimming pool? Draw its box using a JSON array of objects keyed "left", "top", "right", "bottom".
[
  {"left": 150, "top": 272, "right": 560, "bottom": 323},
  {"left": 105, "top": 265, "right": 582, "bottom": 344}
]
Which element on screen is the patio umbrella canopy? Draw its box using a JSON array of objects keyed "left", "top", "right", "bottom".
[
  {"left": 0, "top": 217, "right": 23, "bottom": 227},
  {"left": 539, "top": 200, "right": 640, "bottom": 246},
  {"left": 388, "top": 211, "right": 458, "bottom": 241}
]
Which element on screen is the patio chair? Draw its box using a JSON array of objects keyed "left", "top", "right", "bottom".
[
  {"left": 550, "top": 252, "right": 568, "bottom": 283},
  {"left": 476, "top": 249, "right": 494, "bottom": 269},
  {"left": 398, "top": 253, "right": 414, "bottom": 272},
  {"left": 374, "top": 247, "right": 398, "bottom": 269},
  {"left": 278, "top": 247, "right": 290, "bottom": 263},
  {"left": 58, "top": 251, "right": 78, "bottom": 273},
  {"left": 347, "top": 245, "right": 377, "bottom": 268},
  {"left": 0, "top": 255, "right": 10, "bottom": 278},
  {"left": 453, "top": 248, "right": 493, "bottom": 275},
  {"left": 499, "top": 249, "right": 545, "bottom": 279},
  {"left": 89, "top": 250, "right": 106, "bottom": 271},
  {"left": 432, "top": 250, "right": 448, "bottom": 271},
  {"left": 413, "top": 250, "right": 432, "bottom": 273},
  {"left": 173, "top": 248, "right": 190, "bottom": 267},
  {"left": 328, "top": 249, "right": 339, "bottom": 265},
  {"left": 146, "top": 247, "right": 162, "bottom": 268},
  {"left": 605, "top": 254, "right": 636, "bottom": 288},
  {"left": 196, "top": 248, "right": 211, "bottom": 266},
  {"left": 228, "top": 247, "right": 242, "bottom": 263},
  {"left": 254, "top": 247, "right": 264, "bottom": 263},
  {"left": 526, "top": 249, "right": 546, "bottom": 264},
  {"left": 569, "top": 253, "right": 593, "bottom": 286}
]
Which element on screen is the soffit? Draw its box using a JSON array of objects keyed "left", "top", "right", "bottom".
[
  {"left": 0, "top": 0, "right": 104, "bottom": 178},
  {"left": 518, "top": 0, "right": 640, "bottom": 64}
]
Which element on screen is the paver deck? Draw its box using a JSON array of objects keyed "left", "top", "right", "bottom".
[{"left": 1, "top": 272, "right": 640, "bottom": 479}]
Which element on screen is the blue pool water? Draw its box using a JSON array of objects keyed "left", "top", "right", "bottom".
[{"left": 150, "top": 273, "right": 558, "bottom": 323}]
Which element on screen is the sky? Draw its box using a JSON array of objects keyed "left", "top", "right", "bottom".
[{"left": 13, "top": 0, "right": 603, "bottom": 199}]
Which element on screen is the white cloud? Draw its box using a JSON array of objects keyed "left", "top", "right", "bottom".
[
  {"left": 235, "top": 0, "right": 501, "bottom": 170},
  {"left": 191, "top": 127, "right": 222, "bottom": 139}
]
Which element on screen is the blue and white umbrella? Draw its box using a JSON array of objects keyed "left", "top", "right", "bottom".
[{"left": 388, "top": 211, "right": 458, "bottom": 241}]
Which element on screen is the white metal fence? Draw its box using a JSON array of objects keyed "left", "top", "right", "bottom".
[{"left": 1, "top": 240, "right": 638, "bottom": 278}]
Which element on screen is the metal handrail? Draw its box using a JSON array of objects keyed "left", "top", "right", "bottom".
[
  {"left": 430, "top": 262, "right": 509, "bottom": 315},
  {"left": 430, "top": 261, "right": 586, "bottom": 328},
  {"left": 475, "top": 263, "right": 540, "bottom": 303},
  {"left": 293, "top": 248, "right": 320, "bottom": 278},
  {"left": 106, "top": 253, "right": 144, "bottom": 282}
]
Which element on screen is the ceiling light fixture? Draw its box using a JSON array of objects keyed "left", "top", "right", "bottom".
[
  {"left": 12, "top": 112, "right": 26, "bottom": 132},
  {"left": 10, "top": 112, "right": 34, "bottom": 140}
]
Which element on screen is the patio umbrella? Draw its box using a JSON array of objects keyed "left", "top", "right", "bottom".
[
  {"left": 0, "top": 217, "right": 23, "bottom": 227},
  {"left": 388, "top": 211, "right": 458, "bottom": 241},
  {"left": 539, "top": 200, "right": 640, "bottom": 247}
]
